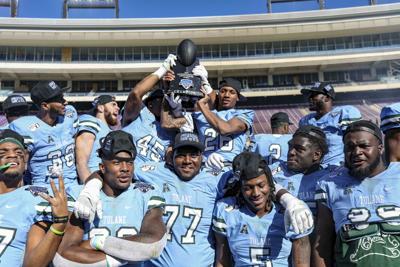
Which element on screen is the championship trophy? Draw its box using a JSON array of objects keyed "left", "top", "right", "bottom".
[{"left": 167, "top": 39, "right": 203, "bottom": 108}]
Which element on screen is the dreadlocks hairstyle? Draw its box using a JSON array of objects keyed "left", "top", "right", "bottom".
[{"left": 231, "top": 151, "right": 276, "bottom": 207}]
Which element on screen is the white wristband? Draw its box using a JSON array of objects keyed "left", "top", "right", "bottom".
[
  {"left": 202, "top": 82, "right": 213, "bottom": 95},
  {"left": 153, "top": 68, "right": 166, "bottom": 79}
]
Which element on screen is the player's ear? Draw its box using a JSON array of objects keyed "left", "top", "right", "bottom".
[
  {"left": 97, "top": 105, "right": 105, "bottom": 113},
  {"left": 41, "top": 102, "right": 49, "bottom": 111},
  {"left": 377, "top": 142, "right": 384, "bottom": 156},
  {"left": 99, "top": 162, "right": 105, "bottom": 173},
  {"left": 313, "top": 149, "right": 322, "bottom": 162}
]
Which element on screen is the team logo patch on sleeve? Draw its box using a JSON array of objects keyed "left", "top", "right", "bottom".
[
  {"left": 29, "top": 123, "right": 40, "bottom": 131},
  {"left": 140, "top": 164, "right": 155, "bottom": 172},
  {"left": 133, "top": 182, "right": 155, "bottom": 192},
  {"left": 26, "top": 186, "right": 48, "bottom": 196},
  {"left": 66, "top": 110, "right": 74, "bottom": 118}
]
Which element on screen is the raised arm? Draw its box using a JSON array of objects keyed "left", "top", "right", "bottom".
[
  {"left": 23, "top": 178, "right": 69, "bottom": 267},
  {"left": 75, "top": 131, "right": 96, "bottom": 183},
  {"left": 160, "top": 95, "right": 187, "bottom": 130},
  {"left": 196, "top": 92, "right": 247, "bottom": 135},
  {"left": 122, "top": 54, "right": 176, "bottom": 127}
]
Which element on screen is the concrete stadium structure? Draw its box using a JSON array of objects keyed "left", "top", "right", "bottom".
[{"left": 0, "top": 3, "right": 399, "bottom": 131}]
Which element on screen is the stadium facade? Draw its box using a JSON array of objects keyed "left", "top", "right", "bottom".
[{"left": 0, "top": 3, "right": 399, "bottom": 131}]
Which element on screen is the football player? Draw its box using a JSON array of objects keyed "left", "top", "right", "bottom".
[
  {"left": 9, "top": 81, "right": 78, "bottom": 187},
  {"left": 73, "top": 132, "right": 314, "bottom": 267},
  {"left": 300, "top": 82, "right": 361, "bottom": 167},
  {"left": 0, "top": 129, "right": 69, "bottom": 266},
  {"left": 272, "top": 125, "right": 330, "bottom": 217},
  {"left": 121, "top": 54, "right": 182, "bottom": 164},
  {"left": 214, "top": 152, "right": 311, "bottom": 267},
  {"left": 380, "top": 102, "right": 400, "bottom": 163},
  {"left": 253, "top": 111, "right": 293, "bottom": 164},
  {"left": 55, "top": 130, "right": 166, "bottom": 267},
  {"left": 313, "top": 120, "right": 400, "bottom": 266},
  {"left": 193, "top": 78, "right": 254, "bottom": 171},
  {"left": 75, "top": 95, "right": 120, "bottom": 183},
  {"left": 1, "top": 94, "right": 29, "bottom": 127}
]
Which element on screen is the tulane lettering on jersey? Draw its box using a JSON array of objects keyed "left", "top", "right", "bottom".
[
  {"left": 192, "top": 109, "right": 254, "bottom": 162},
  {"left": 68, "top": 183, "right": 165, "bottom": 267},
  {"left": 213, "top": 197, "right": 311, "bottom": 267},
  {"left": 0, "top": 185, "right": 73, "bottom": 266},
  {"left": 135, "top": 162, "right": 230, "bottom": 267},
  {"left": 253, "top": 134, "right": 292, "bottom": 164},
  {"left": 122, "top": 105, "right": 174, "bottom": 164},
  {"left": 78, "top": 114, "right": 111, "bottom": 173},
  {"left": 271, "top": 161, "right": 332, "bottom": 216},
  {"left": 316, "top": 163, "right": 400, "bottom": 266},
  {"left": 9, "top": 105, "right": 79, "bottom": 187},
  {"left": 299, "top": 105, "right": 361, "bottom": 166}
]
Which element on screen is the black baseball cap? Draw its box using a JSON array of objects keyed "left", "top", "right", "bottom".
[
  {"left": 219, "top": 78, "right": 246, "bottom": 101},
  {"left": 92, "top": 95, "right": 115, "bottom": 107},
  {"left": 300, "top": 82, "right": 335, "bottom": 100},
  {"left": 2, "top": 94, "right": 29, "bottom": 111},
  {"left": 0, "top": 129, "right": 25, "bottom": 150},
  {"left": 173, "top": 132, "right": 204, "bottom": 152},
  {"left": 144, "top": 89, "right": 164, "bottom": 105},
  {"left": 91, "top": 95, "right": 116, "bottom": 115},
  {"left": 99, "top": 130, "right": 137, "bottom": 160},
  {"left": 233, "top": 151, "right": 270, "bottom": 181},
  {"left": 30, "top": 81, "right": 69, "bottom": 106},
  {"left": 270, "top": 112, "right": 293, "bottom": 128}
]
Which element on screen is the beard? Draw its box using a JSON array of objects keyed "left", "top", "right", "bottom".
[
  {"left": 105, "top": 113, "right": 118, "bottom": 126},
  {"left": 309, "top": 99, "right": 325, "bottom": 111},
  {"left": 0, "top": 171, "right": 23, "bottom": 185},
  {"left": 347, "top": 155, "right": 381, "bottom": 179}
]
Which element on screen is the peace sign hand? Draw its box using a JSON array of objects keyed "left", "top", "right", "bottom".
[{"left": 38, "top": 177, "right": 69, "bottom": 223}]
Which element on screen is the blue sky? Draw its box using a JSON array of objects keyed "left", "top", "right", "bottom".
[{"left": 0, "top": 0, "right": 399, "bottom": 18}]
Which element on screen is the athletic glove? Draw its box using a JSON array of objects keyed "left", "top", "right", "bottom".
[
  {"left": 73, "top": 179, "right": 103, "bottom": 223},
  {"left": 164, "top": 92, "right": 183, "bottom": 118},
  {"left": 153, "top": 54, "right": 177, "bottom": 79},
  {"left": 280, "top": 193, "right": 314, "bottom": 234},
  {"left": 205, "top": 152, "right": 225, "bottom": 172},
  {"left": 193, "top": 65, "right": 213, "bottom": 95}
]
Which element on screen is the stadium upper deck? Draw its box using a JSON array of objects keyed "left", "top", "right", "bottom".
[{"left": 0, "top": 3, "right": 399, "bottom": 102}]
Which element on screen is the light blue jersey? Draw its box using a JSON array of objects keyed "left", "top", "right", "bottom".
[
  {"left": 299, "top": 105, "right": 361, "bottom": 166},
  {"left": 9, "top": 105, "right": 79, "bottom": 188},
  {"left": 213, "top": 197, "right": 311, "bottom": 267},
  {"left": 135, "top": 162, "right": 230, "bottom": 267},
  {"left": 77, "top": 114, "right": 111, "bottom": 173},
  {"left": 192, "top": 109, "right": 254, "bottom": 162},
  {"left": 0, "top": 185, "right": 75, "bottom": 267},
  {"left": 69, "top": 183, "right": 165, "bottom": 267},
  {"left": 271, "top": 161, "right": 333, "bottom": 216},
  {"left": 253, "top": 134, "right": 292, "bottom": 164},
  {"left": 122, "top": 105, "right": 175, "bottom": 164},
  {"left": 315, "top": 163, "right": 400, "bottom": 266}
]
